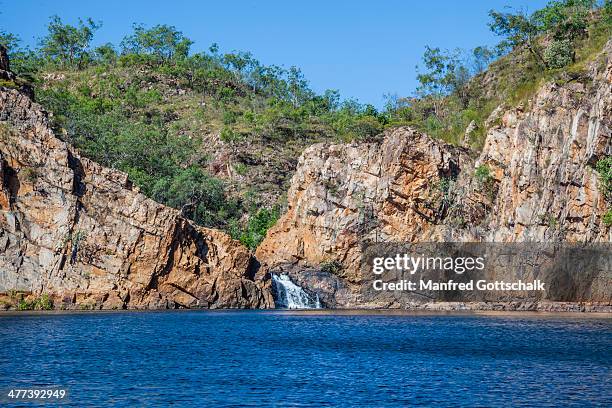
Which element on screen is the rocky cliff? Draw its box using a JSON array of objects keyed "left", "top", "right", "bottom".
[
  {"left": 257, "top": 42, "right": 612, "bottom": 310},
  {"left": 1, "top": 38, "right": 611, "bottom": 311},
  {"left": 0, "top": 54, "right": 273, "bottom": 310}
]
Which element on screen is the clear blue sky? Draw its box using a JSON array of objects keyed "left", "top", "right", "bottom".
[{"left": 0, "top": 0, "right": 548, "bottom": 107}]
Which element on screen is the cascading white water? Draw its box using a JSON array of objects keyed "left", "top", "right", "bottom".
[{"left": 271, "top": 274, "right": 321, "bottom": 309}]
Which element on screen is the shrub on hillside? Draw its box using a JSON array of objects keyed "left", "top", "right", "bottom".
[{"left": 544, "top": 39, "right": 574, "bottom": 69}]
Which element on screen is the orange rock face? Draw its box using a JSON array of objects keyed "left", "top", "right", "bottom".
[
  {"left": 256, "top": 128, "right": 473, "bottom": 282},
  {"left": 257, "top": 42, "right": 612, "bottom": 307},
  {"left": 0, "top": 86, "right": 273, "bottom": 310}
]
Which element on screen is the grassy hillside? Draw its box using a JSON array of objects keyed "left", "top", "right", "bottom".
[
  {"left": 384, "top": 4, "right": 612, "bottom": 149},
  {"left": 1, "top": 0, "right": 610, "bottom": 247},
  {"left": 8, "top": 33, "right": 387, "bottom": 248}
]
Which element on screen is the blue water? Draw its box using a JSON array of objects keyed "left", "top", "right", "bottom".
[{"left": 0, "top": 311, "right": 610, "bottom": 407}]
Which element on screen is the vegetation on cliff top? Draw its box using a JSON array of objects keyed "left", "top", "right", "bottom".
[
  {"left": 385, "top": 0, "right": 611, "bottom": 148},
  {"left": 1, "top": 0, "right": 610, "bottom": 247}
]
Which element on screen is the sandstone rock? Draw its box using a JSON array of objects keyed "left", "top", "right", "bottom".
[
  {"left": 462, "top": 120, "right": 477, "bottom": 146},
  {"left": 258, "top": 41, "right": 612, "bottom": 308},
  {"left": 257, "top": 127, "right": 473, "bottom": 283},
  {"left": 0, "top": 72, "right": 273, "bottom": 310}
]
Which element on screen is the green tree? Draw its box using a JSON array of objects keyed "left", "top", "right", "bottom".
[
  {"left": 0, "top": 30, "right": 20, "bottom": 51},
  {"left": 305, "top": 89, "right": 340, "bottom": 115},
  {"left": 39, "top": 16, "right": 101, "bottom": 68},
  {"left": 489, "top": 0, "right": 598, "bottom": 69},
  {"left": 595, "top": 156, "right": 612, "bottom": 201},
  {"left": 223, "top": 51, "right": 257, "bottom": 84},
  {"left": 286, "top": 66, "right": 313, "bottom": 108},
  {"left": 533, "top": 0, "right": 594, "bottom": 43},
  {"left": 543, "top": 39, "right": 574, "bottom": 68},
  {"left": 94, "top": 43, "right": 117, "bottom": 65},
  {"left": 152, "top": 166, "right": 236, "bottom": 227},
  {"left": 416, "top": 47, "right": 470, "bottom": 113},
  {"left": 472, "top": 46, "right": 495, "bottom": 73},
  {"left": 121, "top": 24, "right": 193, "bottom": 61},
  {"left": 488, "top": 8, "right": 546, "bottom": 68},
  {"left": 605, "top": 0, "right": 612, "bottom": 22},
  {"left": 233, "top": 206, "right": 280, "bottom": 250},
  {"left": 535, "top": 0, "right": 595, "bottom": 67}
]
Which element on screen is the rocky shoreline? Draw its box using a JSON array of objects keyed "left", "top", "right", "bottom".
[
  {"left": 369, "top": 301, "right": 612, "bottom": 313},
  {"left": 0, "top": 301, "right": 610, "bottom": 313}
]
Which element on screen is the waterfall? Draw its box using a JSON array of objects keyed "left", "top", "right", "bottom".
[{"left": 271, "top": 274, "right": 321, "bottom": 309}]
